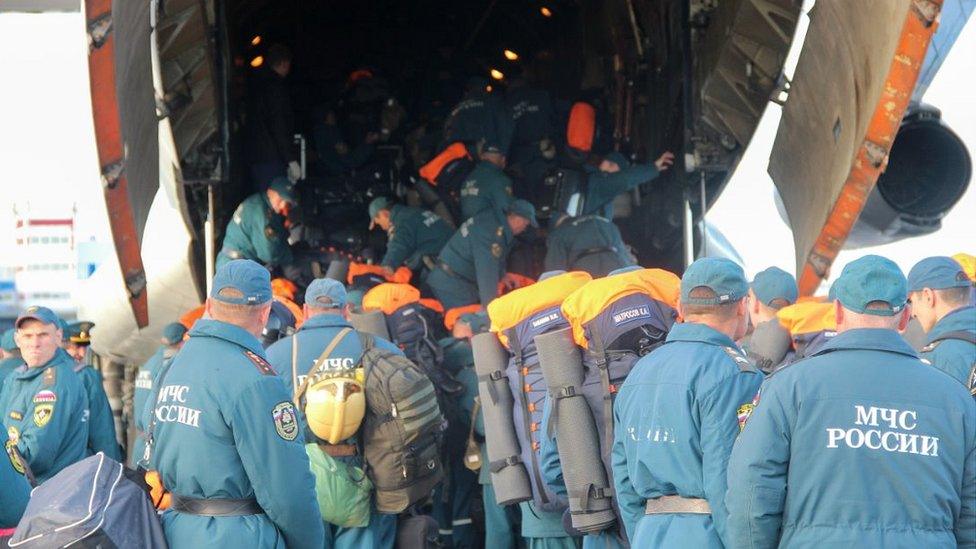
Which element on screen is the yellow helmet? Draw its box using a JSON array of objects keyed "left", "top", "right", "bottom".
[{"left": 304, "top": 375, "right": 366, "bottom": 444}]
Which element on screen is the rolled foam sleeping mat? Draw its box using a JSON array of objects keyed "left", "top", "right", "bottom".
[
  {"left": 348, "top": 309, "right": 391, "bottom": 341},
  {"left": 324, "top": 259, "right": 350, "bottom": 282},
  {"left": 535, "top": 327, "right": 616, "bottom": 533},
  {"left": 747, "top": 320, "right": 792, "bottom": 373},
  {"left": 471, "top": 332, "right": 532, "bottom": 506}
]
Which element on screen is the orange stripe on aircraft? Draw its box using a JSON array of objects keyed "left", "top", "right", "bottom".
[
  {"left": 86, "top": 0, "right": 149, "bottom": 328},
  {"left": 798, "top": 1, "right": 942, "bottom": 295}
]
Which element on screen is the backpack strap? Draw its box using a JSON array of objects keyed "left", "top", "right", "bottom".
[
  {"left": 921, "top": 330, "right": 976, "bottom": 352},
  {"left": 291, "top": 335, "right": 299, "bottom": 403},
  {"left": 293, "top": 328, "right": 353, "bottom": 408},
  {"left": 507, "top": 327, "right": 550, "bottom": 506}
]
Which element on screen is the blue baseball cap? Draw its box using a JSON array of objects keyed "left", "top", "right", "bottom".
[
  {"left": 1, "top": 329, "right": 16, "bottom": 352},
  {"left": 832, "top": 255, "right": 907, "bottom": 316},
  {"left": 16, "top": 306, "right": 63, "bottom": 329},
  {"left": 268, "top": 177, "right": 297, "bottom": 204},
  {"left": 162, "top": 322, "right": 188, "bottom": 345},
  {"left": 609, "top": 265, "right": 643, "bottom": 276},
  {"left": 368, "top": 197, "right": 392, "bottom": 220},
  {"left": 305, "top": 278, "right": 347, "bottom": 309},
  {"left": 681, "top": 258, "right": 748, "bottom": 305},
  {"left": 906, "top": 256, "right": 970, "bottom": 292},
  {"left": 507, "top": 199, "right": 539, "bottom": 228},
  {"left": 210, "top": 260, "right": 272, "bottom": 305},
  {"left": 751, "top": 267, "right": 798, "bottom": 306}
]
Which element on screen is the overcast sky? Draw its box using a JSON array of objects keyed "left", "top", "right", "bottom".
[{"left": 0, "top": 11, "right": 972, "bottom": 286}]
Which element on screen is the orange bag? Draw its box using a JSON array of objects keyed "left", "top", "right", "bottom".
[
  {"left": 444, "top": 304, "right": 483, "bottom": 331},
  {"left": 566, "top": 102, "right": 596, "bottom": 153},
  {"left": 777, "top": 300, "right": 836, "bottom": 336},
  {"left": 362, "top": 283, "right": 422, "bottom": 315},
  {"left": 146, "top": 470, "right": 171, "bottom": 510},
  {"left": 347, "top": 262, "right": 413, "bottom": 285},
  {"left": 419, "top": 142, "right": 471, "bottom": 185}
]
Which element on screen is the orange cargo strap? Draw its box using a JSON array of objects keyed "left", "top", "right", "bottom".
[
  {"left": 487, "top": 271, "right": 592, "bottom": 348},
  {"left": 798, "top": 2, "right": 942, "bottom": 295},
  {"left": 361, "top": 283, "right": 422, "bottom": 315},
  {"left": 566, "top": 102, "right": 596, "bottom": 153},
  {"left": 419, "top": 142, "right": 470, "bottom": 185}
]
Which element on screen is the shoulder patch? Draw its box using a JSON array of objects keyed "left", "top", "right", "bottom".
[
  {"left": 244, "top": 350, "right": 277, "bottom": 376},
  {"left": 33, "top": 403, "right": 54, "bottom": 428},
  {"left": 33, "top": 390, "right": 57, "bottom": 404},
  {"left": 5, "top": 439, "right": 25, "bottom": 475},
  {"left": 42, "top": 366, "right": 56, "bottom": 387},
  {"left": 723, "top": 346, "right": 754, "bottom": 372},
  {"left": 272, "top": 401, "right": 299, "bottom": 441}
]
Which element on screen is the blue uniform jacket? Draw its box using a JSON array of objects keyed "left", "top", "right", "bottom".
[
  {"left": 459, "top": 161, "right": 514, "bottom": 222},
  {"left": 218, "top": 193, "right": 292, "bottom": 270},
  {"left": 431, "top": 210, "right": 513, "bottom": 308},
  {"left": 611, "top": 322, "right": 763, "bottom": 547},
  {"left": 132, "top": 346, "right": 177, "bottom": 467},
  {"left": 583, "top": 161, "right": 659, "bottom": 220},
  {"left": 382, "top": 205, "right": 453, "bottom": 271},
  {"left": 75, "top": 364, "right": 122, "bottom": 461},
  {"left": 265, "top": 313, "right": 402, "bottom": 401},
  {"left": 726, "top": 328, "right": 976, "bottom": 548},
  {"left": 920, "top": 306, "right": 976, "bottom": 386},
  {"left": 0, "top": 349, "right": 89, "bottom": 483},
  {"left": 149, "top": 319, "right": 324, "bottom": 549},
  {"left": 0, "top": 442, "right": 29, "bottom": 528}
]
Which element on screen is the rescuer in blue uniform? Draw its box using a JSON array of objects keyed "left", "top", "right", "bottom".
[
  {"left": 265, "top": 278, "right": 399, "bottom": 549},
  {"left": 63, "top": 321, "right": 122, "bottom": 462},
  {"left": 611, "top": 258, "right": 762, "bottom": 548},
  {"left": 907, "top": 256, "right": 976, "bottom": 387},
  {"left": 459, "top": 150, "right": 515, "bottom": 221},
  {"left": 0, "top": 329, "right": 23, "bottom": 394},
  {"left": 147, "top": 260, "right": 324, "bottom": 549},
  {"left": 217, "top": 178, "right": 296, "bottom": 271},
  {"left": 427, "top": 200, "right": 537, "bottom": 310},
  {"left": 368, "top": 197, "right": 453, "bottom": 278},
  {"left": 443, "top": 76, "right": 514, "bottom": 158},
  {"left": 581, "top": 151, "right": 674, "bottom": 220},
  {"left": 739, "top": 266, "right": 797, "bottom": 372},
  {"left": 0, "top": 307, "right": 89, "bottom": 484},
  {"left": 544, "top": 214, "right": 634, "bottom": 277},
  {"left": 726, "top": 255, "right": 976, "bottom": 548},
  {"left": 130, "top": 322, "right": 186, "bottom": 467}
]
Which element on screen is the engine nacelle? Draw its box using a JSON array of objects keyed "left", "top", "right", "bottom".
[{"left": 846, "top": 104, "right": 971, "bottom": 248}]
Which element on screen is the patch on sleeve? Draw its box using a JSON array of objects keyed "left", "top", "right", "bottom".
[
  {"left": 42, "top": 366, "right": 56, "bottom": 387},
  {"left": 272, "top": 401, "right": 299, "bottom": 441},
  {"left": 9, "top": 411, "right": 22, "bottom": 421},
  {"left": 33, "top": 403, "right": 54, "bottom": 428},
  {"left": 491, "top": 243, "right": 502, "bottom": 258},
  {"left": 7, "top": 426, "right": 19, "bottom": 443},
  {"left": 244, "top": 350, "right": 278, "bottom": 376},
  {"left": 5, "top": 439, "right": 25, "bottom": 475},
  {"left": 736, "top": 403, "right": 755, "bottom": 431}
]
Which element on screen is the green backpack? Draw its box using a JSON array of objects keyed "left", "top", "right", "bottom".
[{"left": 305, "top": 444, "right": 372, "bottom": 528}]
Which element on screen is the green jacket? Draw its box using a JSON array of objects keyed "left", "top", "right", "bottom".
[
  {"left": 459, "top": 161, "right": 514, "bottom": 221},
  {"left": 218, "top": 192, "right": 292, "bottom": 269},
  {"left": 434, "top": 210, "right": 513, "bottom": 307},
  {"left": 544, "top": 215, "right": 634, "bottom": 277},
  {"left": 583, "top": 158, "right": 659, "bottom": 219},
  {"left": 382, "top": 205, "right": 453, "bottom": 270}
]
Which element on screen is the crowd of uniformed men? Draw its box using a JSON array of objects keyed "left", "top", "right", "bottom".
[{"left": 1, "top": 44, "right": 975, "bottom": 549}]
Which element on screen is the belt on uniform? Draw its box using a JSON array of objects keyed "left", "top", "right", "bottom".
[
  {"left": 572, "top": 246, "right": 618, "bottom": 264},
  {"left": 644, "top": 496, "right": 711, "bottom": 515},
  {"left": 318, "top": 442, "right": 358, "bottom": 457},
  {"left": 438, "top": 261, "right": 475, "bottom": 285},
  {"left": 170, "top": 494, "right": 264, "bottom": 516}
]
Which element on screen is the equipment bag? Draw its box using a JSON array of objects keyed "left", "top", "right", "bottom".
[
  {"left": 395, "top": 514, "right": 441, "bottom": 549},
  {"left": 418, "top": 142, "right": 476, "bottom": 225},
  {"left": 9, "top": 453, "right": 167, "bottom": 548},
  {"left": 360, "top": 333, "right": 446, "bottom": 514},
  {"left": 305, "top": 443, "right": 372, "bottom": 528}
]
